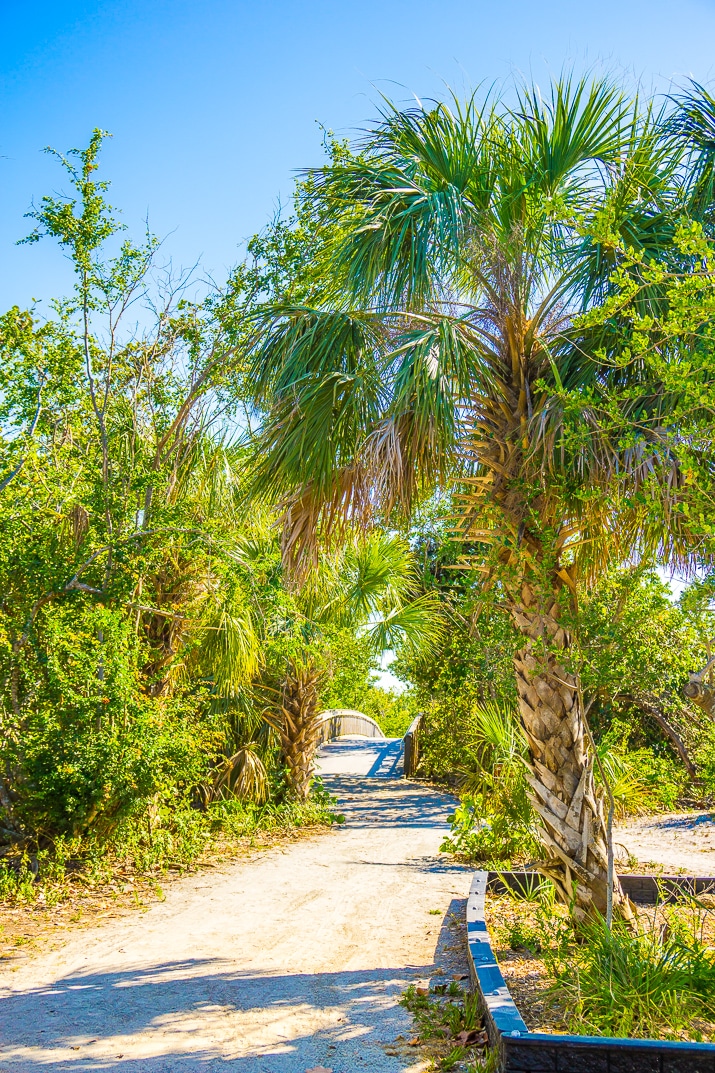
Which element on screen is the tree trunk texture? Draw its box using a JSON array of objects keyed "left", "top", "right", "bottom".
[
  {"left": 511, "top": 583, "right": 632, "bottom": 923},
  {"left": 279, "top": 661, "right": 323, "bottom": 801}
]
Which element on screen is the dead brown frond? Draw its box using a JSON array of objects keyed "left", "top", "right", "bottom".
[{"left": 203, "top": 746, "right": 269, "bottom": 806}]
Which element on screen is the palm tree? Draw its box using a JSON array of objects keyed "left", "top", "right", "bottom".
[
  {"left": 262, "top": 531, "right": 443, "bottom": 800},
  {"left": 245, "top": 77, "right": 708, "bottom": 918}
]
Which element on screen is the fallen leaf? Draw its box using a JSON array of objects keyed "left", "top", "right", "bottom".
[
  {"left": 415, "top": 978, "right": 431, "bottom": 995},
  {"left": 407, "top": 1038, "right": 421, "bottom": 1046},
  {"left": 455, "top": 1028, "right": 488, "bottom": 1047}
]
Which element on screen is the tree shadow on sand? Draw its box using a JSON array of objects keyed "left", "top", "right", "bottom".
[{"left": 0, "top": 900, "right": 469, "bottom": 1073}]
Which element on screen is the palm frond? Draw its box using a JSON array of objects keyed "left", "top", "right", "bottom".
[{"left": 365, "top": 591, "right": 444, "bottom": 655}]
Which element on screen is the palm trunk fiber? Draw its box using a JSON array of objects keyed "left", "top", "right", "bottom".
[
  {"left": 511, "top": 583, "right": 631, "bottom": 923},
  {"left": 280, "top": 661, "right": 323, "bottom": 802}
]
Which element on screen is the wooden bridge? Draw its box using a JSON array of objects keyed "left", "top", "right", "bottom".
[{"left": 316, "top": 709, "right": 423, "bottom": 777}]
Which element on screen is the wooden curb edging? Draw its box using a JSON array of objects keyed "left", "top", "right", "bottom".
[
  {"left": 467, "top": 871, "right": 715, "bottom": 1072},
  {"left": 486, "top": 870, "right": 715, "bottom": 906}
]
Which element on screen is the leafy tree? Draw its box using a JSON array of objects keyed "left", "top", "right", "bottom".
[{"left": 254, "top": 531, "right": 443, "bottom": 799}]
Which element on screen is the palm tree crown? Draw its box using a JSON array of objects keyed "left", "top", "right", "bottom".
[{"left": 248, "top": 76, "right": 703, "bottom": 577}]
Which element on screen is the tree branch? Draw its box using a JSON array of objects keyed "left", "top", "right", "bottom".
[
  {"left": 617, "top": 692, "right": 698, "bottom": 779},
  {"left": 0, "top": 378, "right": 45, "bottom": 493},
  {"left": 683, "top": 655, "right": 715, "bottom": 719}
]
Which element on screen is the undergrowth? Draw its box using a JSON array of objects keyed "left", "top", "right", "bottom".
[
  {"left": 555, "top": 909, "right": 715, "bottom": 1040},
  {"left": 490, "top": 883, "right": 715, "bottom": 1042},
  {"left": 0, "top": 781, "right": 338, "bottom": 908},
  {"left": 400, "top": 981, "right": 497, "bottom": 1072}
]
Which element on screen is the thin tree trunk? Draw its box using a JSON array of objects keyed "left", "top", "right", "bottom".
[
  {"left": 279, "top": 661, "right": 323, "bottom": 801},
  {"left": 511, "top": 581, "right": 632, "bottom": 923},
  {"left": 616, "top": 693, "right": 698, "bottom": 780}
]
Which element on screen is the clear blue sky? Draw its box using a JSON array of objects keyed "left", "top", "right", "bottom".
[{"left": 3, "top": 0, "right": 715, "bottom": 308}]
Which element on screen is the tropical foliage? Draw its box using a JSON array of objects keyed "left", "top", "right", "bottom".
[
  {"left": 3, "top": 75, "right": 715, "bottom": 926},
  {"left": 245, "top": 76, "right": 715, "bottom": 918},
  {"left": 0, "top": 133, "right": 440, "bottom": 886}
]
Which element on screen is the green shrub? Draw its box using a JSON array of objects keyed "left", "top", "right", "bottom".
[
  {"left": 440, "top": 702, "right": 541, "bottom": 865},
  {"left": 361, "top": 687, "right": 419, "bottom": 737},
  {"left": 0, "top": 782, "right": 337, "bottom": 906},
  {"left": 4, "top": 603, "right": 221, "bottom": 839},
  {"left": 553, "top": 912, "right": 715, "bottom": 1040}
]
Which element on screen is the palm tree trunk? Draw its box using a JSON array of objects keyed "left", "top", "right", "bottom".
[
  {"left": 511, "top": 580, "right": 632, "bottom": 923},
  {"left": 280, "top": 660, "right": 323, "bottom": 801}
]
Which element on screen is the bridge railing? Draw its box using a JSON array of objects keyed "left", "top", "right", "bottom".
[
  {"left": 403, "top": 714, "right": 423, "bottom": 778},
  {"left": 316, "top": 709, "right": 386, "bottom": 744}
]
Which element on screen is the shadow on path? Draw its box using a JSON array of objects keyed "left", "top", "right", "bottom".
[
  {"left": 0, "top": 896, "right": 473, "bottom": 1072},
  {"left": 0, "top": 959, "right": 424, "bottom": 1071},
  {"left": 316, "top": 738, "right": 404, "bottom": 778},
  {"left": 0, "top": 756, "right": 467, "bottom": 1071},
  {"left": 323, "top": 776, "right": 456, "bottom": 830}
]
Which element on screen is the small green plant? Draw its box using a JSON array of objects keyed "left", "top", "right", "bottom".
[
  {"left": 400, "top": 982, "right": 491, "bottom": 1071},
  {"left": 440, "top": 703, "right": 541, "bottom": 866}
]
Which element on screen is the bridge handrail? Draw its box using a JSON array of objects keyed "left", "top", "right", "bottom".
[
  {"left": 316, "top": 709, "right": 386, "bottom": 744},
  {"left": 403, "top": 713, "right": 423, "bottom": 778}
]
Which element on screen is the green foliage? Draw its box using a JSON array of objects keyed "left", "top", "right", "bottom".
[
  {"left": 0, "top": 787, "right": 337, "bottom": 907},
  {"left": 595, "top": 727, "right": 690, "bottom": 816},
  {"left": 361, "top": 687, "right": 419, "bottom": 737},
  {"left": 439, "top": 702, "right": 541, "bottom": 865},
  {"left": 0, "top": 132, "right": 434, "bottom": 859},
  {"left": 553, "top": 911, "right": 715, "bottom": 1040},
  {"left": 319, "top": 628, "right": 380, "bottom": 711},
  {"left": 574, "top": 568, "right": 710, "bottom": 730},
  {"left": 3, "top": 598, "right": 218, "bottom": 838}
]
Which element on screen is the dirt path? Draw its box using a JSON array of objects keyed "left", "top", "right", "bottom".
[
  {"left": 615, "top": 810, "right": 715, "bottom": 874},
  {"left": 0, "top": 741, "right": 470, "bottom": 1072}
]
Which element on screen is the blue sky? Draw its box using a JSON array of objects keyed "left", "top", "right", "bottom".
[{"left": 3, "top": 0, "right": 715, "bottom": 309}]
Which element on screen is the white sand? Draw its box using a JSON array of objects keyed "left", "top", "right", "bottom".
[{"left": 0, "top": 741, "right": 469, "bottom": 1072}]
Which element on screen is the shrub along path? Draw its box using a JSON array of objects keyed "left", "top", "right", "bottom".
[{"left": 0, "top": 739, "right": 470, "bottom": 1072}]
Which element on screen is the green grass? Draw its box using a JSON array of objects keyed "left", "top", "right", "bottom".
[
  {"left": 490, "top": 883, "right": 715, "bottom": 1043},
  {"left": 552, "top": 910, "right": 715, "bottom": 1040}
]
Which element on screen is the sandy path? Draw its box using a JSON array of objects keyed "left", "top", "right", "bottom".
[
  {"left": 615, "top": 810, "right": 715, "bottom": 874},
  {"left": 0, "top": 741, "right": 470, "bottom": 1072}
]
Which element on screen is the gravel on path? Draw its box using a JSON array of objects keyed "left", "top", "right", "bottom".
[{"left": 0, "top": 740, "right": 470, "bottom": 1073}]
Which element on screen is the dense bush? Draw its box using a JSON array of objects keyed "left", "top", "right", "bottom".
[{"left": 0, "top": 134, "right": 426, "bottom": 867}]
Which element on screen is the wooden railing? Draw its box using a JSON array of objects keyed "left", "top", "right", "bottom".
[
  {"left": 315, "top": 709, "right": 386, "bottom": 744},
  {"left": 403, "top": 714, "right": 423, "bottom": 778}
]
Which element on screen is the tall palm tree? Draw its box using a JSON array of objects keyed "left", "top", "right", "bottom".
[{"left": 246, "top": 77, "right": 708, "bottom": 918}]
